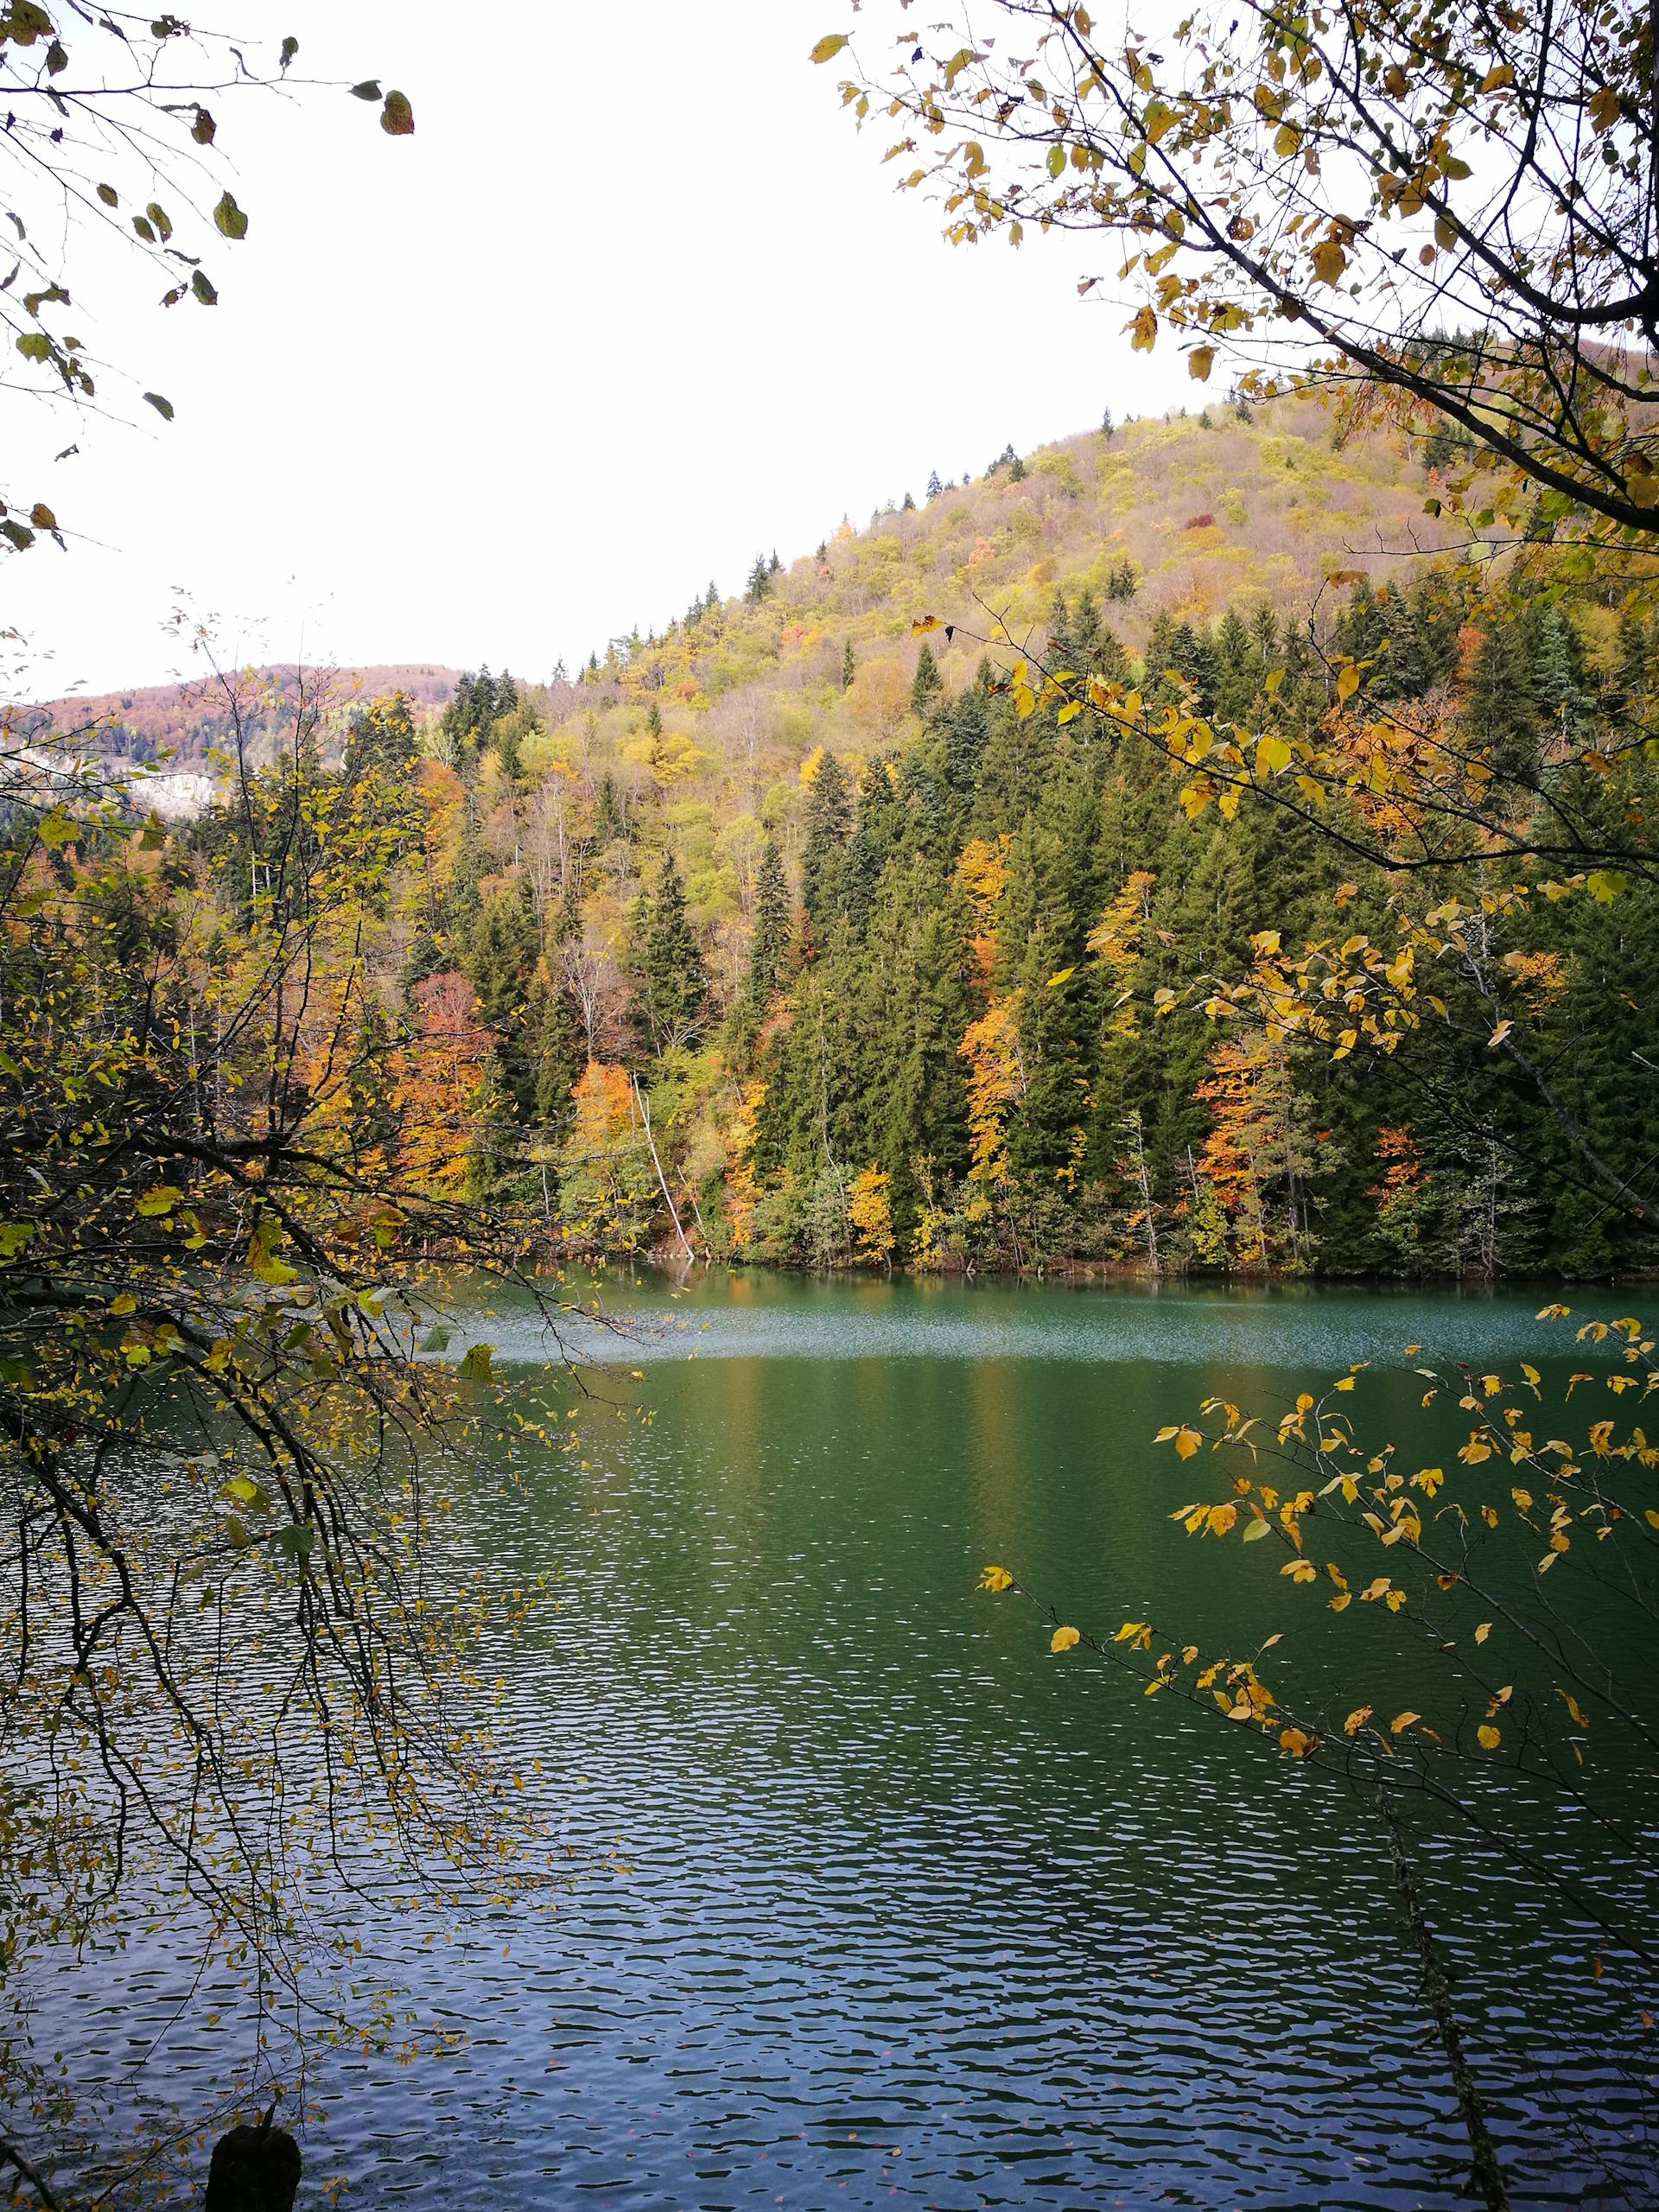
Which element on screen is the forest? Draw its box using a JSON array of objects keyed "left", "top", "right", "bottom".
[{"left": 135, "top": 399, "right": 1659, "bottom": 1283}]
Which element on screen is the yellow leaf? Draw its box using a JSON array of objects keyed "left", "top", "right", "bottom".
[
  {"left": 110, "top": 1293, "right": 137, "bottom": 1315},
  {"left": 1050, "top": 1624, "right": 1081, "bottom": 1653},
  {"left": 1474, "top": 1621, "right": 1491, "bottom": 1643},
  {"left": 1173, "top": 1425, "right": 1204, "bottom": 1459},
  {"left": 1128, "top": 305, "right": 1157, "bottom": 352},
  {"left": 1479, "top": 63, "right": 1513, "bottom": 91},
  {"left": 1255, "top": 733, "right": 1291, "bottom": 775},
  {"left": 1205, "top": 1501, "right": 1237, "bottom": 1535},
  {"left": 1390, "top": 1710, "right": 1420, "bottom": 1734},
  {"left": 1281, "top": 1559, "right": 1317, "bottom": 1581},
  {"left": 978, "top": 1565, "right": 1013, "bottom": 1592},
  {"left": 1046, "top": 967, "right": 1076, "bottom": 988},
  {"left": 1187, "top": 346, "right": 1215, "bottom": 381},
  {"left": 911, "top": 614, "right": 941, "bottom": 634},
  {"left": 1311, "top": 238, "right": 1347, "bottom": 286},
  {"left": 1278, "top": 1726, "right": 1313, "bottom": 1757},
  {"left": 1344, "top": 1706, "right": 1373, "bottom": 1735},
  {"left": 1487, "top": 1020, "right": 1513, "bottom": 1049},
  {"left": 1478, "top": 1724, "right": 1501, "bottom": 1750},
  {"left": 1587, "top": 83, "right": 1620, "bottom": 130},
  {"left": 810, "top": 33, "right": 850, "bottom": 63},
  {"left": 1335, "top": 662, "right": 1361, "bottom": 701}
]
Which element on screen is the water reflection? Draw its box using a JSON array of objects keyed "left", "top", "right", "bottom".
[{"left": 26, "top": 1274, "right": 1652, "bottom": 2208}]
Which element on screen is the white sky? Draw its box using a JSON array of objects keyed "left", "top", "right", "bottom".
[{"left": 5, "top": 0, "right": 1174, "bottom": 701}]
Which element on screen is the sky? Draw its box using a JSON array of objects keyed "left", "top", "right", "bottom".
[{"left": 4, "top": 0, "right": 1175, "bottom": 701}]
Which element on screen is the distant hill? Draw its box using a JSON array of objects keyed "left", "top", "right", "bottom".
[{"left": 5, "top": 664, "right": 459, "bottom": 769}]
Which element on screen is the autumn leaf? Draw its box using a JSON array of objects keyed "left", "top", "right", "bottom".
[
  {"left": 810, "top": 32, "right": 850, "bottom": 62},
  {"left": 978, "top": 1565, "right": 1013, "bottom": 1592},
  {"left": 1050, "top": 1624, "right": 1081, "bottom": 1652},
  {"left": 1478, "top": 1724, "right": 1501, "bottom": 1750}
]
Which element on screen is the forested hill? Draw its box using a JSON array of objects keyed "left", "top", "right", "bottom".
[
  {"left": 11, "top": 662, "right": 458, "bottom": 766},
  {"left": 191, "top": 398, "right": 1659, "bottom": 1277}
]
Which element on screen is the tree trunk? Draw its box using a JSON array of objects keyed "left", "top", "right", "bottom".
[{"left": 1378, "top": 1789, "right": 1510, "bottom": 2212}]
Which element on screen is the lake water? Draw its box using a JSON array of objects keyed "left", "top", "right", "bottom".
[{"left": 35, "top": 1275, "right": 1656, "bottom": 2208}]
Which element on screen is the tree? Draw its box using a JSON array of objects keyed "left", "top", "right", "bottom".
[
  {"left": 800, "top": 751, "right": 853, "bottom": 936},
  {"left": 631, "top": 853, "right": 708, "bottom": 1055},
  {"left": 925, "top": 469, "right": 944, "bottom": 499},
  {"left": 823, "top": 1, "right": 1659, "bottom": 543},
  {"left": 841, "top": 639, "right": 856, "bottom": 691},
  {"left": 0, "top": 10, "right": 412, "bottom": 551},
  {"left": 0, "top": 709, "right": 576, "bottom": 2196},
  {"left": 747, "top": 840, "right": 792, "bottom": 1012},
  {"left": 746, "top": 552, "right": 774, "bottom": 604},
  {"left": 910, "top": 639, "right": 944, "bottom": 720}
]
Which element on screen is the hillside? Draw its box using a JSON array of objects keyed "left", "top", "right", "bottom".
[
  {"left": 83, "top": 394, "right": 1659, "bottom": 1277},
  {"left": 6, "top": 662, "right": 459, "bottom": 768}
]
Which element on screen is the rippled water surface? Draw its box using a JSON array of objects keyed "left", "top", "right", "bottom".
[{"left": 40, "top": 1276, "right": 1657, "bottom": 2207}]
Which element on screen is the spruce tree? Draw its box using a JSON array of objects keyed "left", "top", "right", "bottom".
[
  {"left": 800, "top": 751, "right": 853, "bottom": 935},
  {"left": 901, "top": 491, "right": 916, "bottom": 512},
  {"left": 1008, "top": 452, "right": 1027, "bottom": 482},
  {"left": 841, "top": 639, "right": 855, "bottom": 692},
  {"left": 466, "top": 1049, "right": 524, "bottom": 1203},
  {"left": 910, "top": 639, "right": 944, "bottom": 721},
  {"left": 925, "top": 470, "right": 944, "bottom": 499},
  {"left": 632, "top": 854, "right": 708, "bottom": 1055},
  {"left": 1101, "top": 407, "right": 1115, "bottom": 438},
  {"left": 531, "top": 983, "right": 583, "bottom": 1136},
  {"left": 746, "top": 554, "right": 772, "bottom": 604},
  {"left": 747, "top": 840, "right": 791, "bottom": 1011}
]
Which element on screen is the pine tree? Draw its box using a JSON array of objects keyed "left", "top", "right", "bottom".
[
  {"left": 800, "top": 751, "right": 853, "bottom": 936},
  {"left": 901, "top": 491, "right": 916, "bottom": 512},
  {"left": 465, "top": 1048, "right": 525, "bottom": 1203},
  {"left": 746, "top": 556, "right": 771, "bottom": 603},
  {"left": 632, "top": 854, "right": 708, "bottom": 1055},
  {"left": 747, "top": 840, "right": 791, "bottom": 1012},
  {"left": 531, "top": 982, "right": 583, "bottom": 1136},
  {"left": 925, "top": 470, "right": 944, "bottom": 499},
  {"left": 940, "top": 688, "right": 991, "bottom": 805},
  {"left": 910, "top": 639, "right": 944, "bottom": 720},
  {"left": 841, "top": 639, "right": 855, "bottom": 692},
  {"left": 1464, "top": 619, "right": 1538, "bottom": 779},
  {"left": 594, "top": 772, "right": 627, "bottom": 848},
  {"left": 1101, "top": 407, "right": 1115, "bottom": 439},
  {"left": 1008, "top": 452, "right": 1027, "bottom": 482}
]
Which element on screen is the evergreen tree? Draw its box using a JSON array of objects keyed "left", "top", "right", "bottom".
[
  {"left": 901, "top": 491, "right": 916, "bottom": 512},
  {"left": 1464, "top": 618, "right": 1538, "bottom": 779},
  {"left": 531, "top": 982, "right": 583, "bottom": 1135},
  {"left": 747, "top": 840, "right": 791, "bottom": 1012},
  {"left": 1101, "top": 407, "right": 1115, "bottom": 438},
  {"left": 594, "top": 772, "right": 627, "bottom": 848},
  {"left": 746, "top": 554, "right": 772, "bottom": 604},
  {"left": 465, "top": 1048, "right": 525, "bottom": 1203},
  {"left": 800, "top": 751, "right": 853, "bottom": 937},
  {"left": 841, "top": 639, "right": 856, "bottom": 692},
  {"left": 1008, "top": 452, "right": 1027, "bottom": 482},
  {"left": 910, "top": 639, "right": 944, "bottom": 720},
  {"left": 632, "top": 854, "right": 708, "bottom": 1055},
  {"left": 926, "top": 470, "right": 944, "bottom": 499}
]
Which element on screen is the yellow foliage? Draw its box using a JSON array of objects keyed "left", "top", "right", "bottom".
[{"left": 847, "top": 1163, "right": 895, "bottom": 1266}]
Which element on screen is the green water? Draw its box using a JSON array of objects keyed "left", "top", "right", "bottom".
[{"left": 46, "top": 1274, "right": 1656, "bottom": 2207}]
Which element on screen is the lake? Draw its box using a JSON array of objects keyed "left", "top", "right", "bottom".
[{"left": 36, "top": 1274, "right": 1655, "bottom": 2208}]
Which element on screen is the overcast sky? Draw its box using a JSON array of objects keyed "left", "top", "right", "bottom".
[{"left": 5, "top": 0, "right": 1173, "bottom": 700}]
